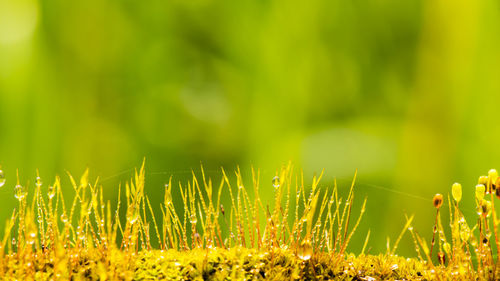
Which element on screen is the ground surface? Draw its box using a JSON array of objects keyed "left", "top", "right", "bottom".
[{"left": 1, "top": 247, "right": 461, "bottom": 280}]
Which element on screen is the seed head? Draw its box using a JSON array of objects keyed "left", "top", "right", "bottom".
[{"left": 433, "top": 194, "right": 443, "bottom": 209}]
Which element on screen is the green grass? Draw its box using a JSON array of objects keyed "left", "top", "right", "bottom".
[{"left": 0, "top": 160, "right": 499, "bottom": 280}]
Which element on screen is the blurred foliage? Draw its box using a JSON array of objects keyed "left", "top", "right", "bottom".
[{"left": 1, "top": 0, "right": 500, "bottom": 256}]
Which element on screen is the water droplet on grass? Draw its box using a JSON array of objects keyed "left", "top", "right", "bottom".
[
  {"left": 0, "top": 170, "right": 5, "bottom": 187},
  {"left": 35, "top": 176, "right": 42, "bottom": 188},
  {"left": 48, "top": 185, "right": 55, "bottom": 199},
  {"left": 60, "top": 213, "right": 68, "bottom": 223},
  {"left": 272, "top": 176, "right": 280, "bottom": 189},
  {"left": 190, "top": 214, "right": 197, "bottom": 224},
  {"left": 127, "top": 212, "right": 139, "bottom": 224},
  {"left": 27, "top": 231, "right": 36, "bottom": 245},
  {"left": 14, "top": 184, "right": 26, "bottom": 201},
  {"left": 298, "top": 240, "right": 313, "bottom": 261}
]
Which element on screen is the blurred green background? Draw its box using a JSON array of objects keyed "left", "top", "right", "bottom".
[{"left": 1, "top": 0, "right": 500, "bottom": 256}]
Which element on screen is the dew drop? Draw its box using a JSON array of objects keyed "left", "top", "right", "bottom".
[
  {"left": 0, "top": 169, "right": 5, "bottom": 188},
  {"left": 48, "top": 185, "right": 56, "bottom": 199},
  {"left": 298, "top": 240, "right": 313, "bottom": 261},
  {"left": 27, "top": 231, "right": 37, "bottom": 245},
  {"left": 272, "top": 176, "right": 280, "bottom": 189},
  {"left": 190, "top": 214, "right": 197, "bottom": 224},
  {"left": 60, "top": 213, "right": 68, "bottom": 223},
  {"left": 127, "top": 203, "right": 139, "bottom": 224},
  {"left": 127, "top": 212, "right": 139, "bottom": 224},
  {"left": 35, "top": 176, "right": 42, "bottom": 188},
  {"left": 476, "top": 206, "right": 482, "bottom": 216},
  {"left": 471, "top": 238, "right": 478, "bottom": 247},
  {"left": 14, "top": 184, "right": 26, "bottom": 201}
]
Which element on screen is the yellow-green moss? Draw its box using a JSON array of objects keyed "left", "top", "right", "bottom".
[
  {"left": 0, "top": 246, "right": 436, "bottom": 280},
  {"left": 0, "top": 162, "right": 499, "bottom": 280}
]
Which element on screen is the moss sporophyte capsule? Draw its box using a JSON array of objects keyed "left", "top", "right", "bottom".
[
  {"left": 452, "top": 183, "right": 462, "bottom": 203},
  {"left": 496, "top": 178, "right": 500, "bottom": 199},
  {"left": 433, "top": 194, "right": 443, "bottom": 209},
  {"left": 476, "top": 184, "right": 486, "bottom": 201},
  {"left": 478, "top": 176, "right": 488, "bottom": 186},
  {"left": 480, "top": 200, "right": 491, "bottom": 217},
  {"left": 437, "top": 252, "right": 446, "bottom": 265},
  {"left": 489, "top": 169, "right": 498, "bottom": 183}
]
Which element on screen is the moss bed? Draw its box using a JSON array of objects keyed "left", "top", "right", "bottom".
[
  {"left": 0, "top": 162, "right": 498, "bottom": 280},
  {"left": 2, "top": 247, "right": 442, "bottom": 280}
]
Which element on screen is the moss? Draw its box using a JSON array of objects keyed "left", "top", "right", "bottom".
[
  {"left": 0, "top": 246, "right": 438, "bottom": 280},
  {"left": 0, "top": 162, "right": 499, "bottom": 280}
]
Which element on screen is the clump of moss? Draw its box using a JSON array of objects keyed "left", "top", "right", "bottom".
[
  {"left": 403, "top": 169, "right": 500, "bottom": 281},
  {"left": 0, "top": 161, "right": 499, "bottom": 280}
]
